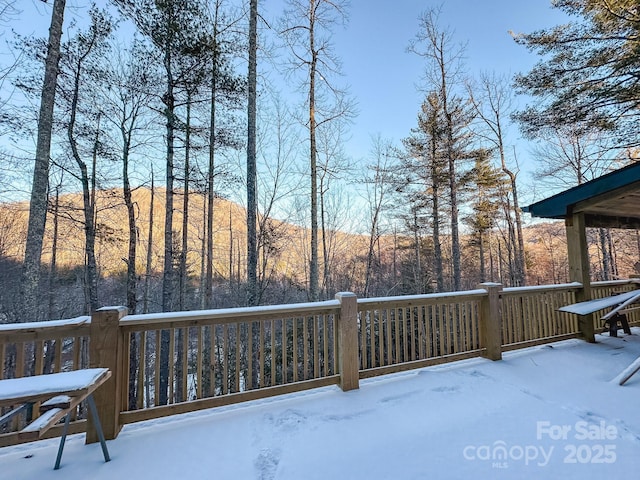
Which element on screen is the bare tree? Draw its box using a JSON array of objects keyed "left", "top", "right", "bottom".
[
  {"left": 468, "top": 72, "right": 526, "bottom": 285},
  {"left": 247, "top": 0, "right": 258, "bottom": 306},
  {"left": 280, "top": 0, "right": 353, "bottom": 301},
  {"left": 21, "top": 0, "right": 66, "bottom": 321},
  {"left": 408, "top": 8, "right": 471, "bottom": 291},
  {"left": 361, "top": 135, "right": 395, "bottom": 297}
]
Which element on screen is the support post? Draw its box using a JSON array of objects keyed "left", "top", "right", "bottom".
[
  {"left": 479, "top": 283, "right": 502, "bottom": 361},
  {"left": 566, "top": 212, "right": 595, "bottom": 342},
  {"left": 87, "top": 306, "right": 127, "bottom": 443},
  {"left": 335, "top": 292, "right": 359, "bottom": 391}
]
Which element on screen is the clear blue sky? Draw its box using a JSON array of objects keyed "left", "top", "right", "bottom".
[
  {"left": 11, "top": 0, "right": 570, "bottom": 203},
  {"left": 323, "top": 0, "right": 570, "bottom": 173}
]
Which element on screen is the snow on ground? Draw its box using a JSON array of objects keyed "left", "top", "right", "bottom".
[{"left": 3, "top": 329, "right": 640, "bottom": 479}]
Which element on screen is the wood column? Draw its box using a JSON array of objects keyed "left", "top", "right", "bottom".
[
  {"left": 566, "top": 212, "right": 595, "bottom": 342},
  {"left": 479, "top": 282, "right": 503, "bottom": 361},
  {"left": 87, "top": 306, "right": 127, "bottom": 443},
  {"left": 335, "top": 292, "right": 359, "bottom": 391}
]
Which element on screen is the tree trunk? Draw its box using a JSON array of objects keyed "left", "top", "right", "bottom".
[
  {"left": 309, "top": 11, "right": 319, "bottom": 302},
  {"left": 160, "top": 40, "right": 176, "bottom": 405},
  {"left": 21, "top": 0, "right": 66, "bottom": 322},
  {"left": 179, "top": 92, "right": 192, "bottom": 310},
  {"left": 47, "top": 183, "right": 60, "bottom": 320},
  {"left": 122, "top": 111, "right": 139, "bottom": 411},
  {"left": 246, "top": 0, "right": 258, "bottom": 306},
  {"left": 67, "top": 60, "right": 98, "bottom": 313},
  {"left": 143, "top": 170, "right": 154, "bottom": 314}
]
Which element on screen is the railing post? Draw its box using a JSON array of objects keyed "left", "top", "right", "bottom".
[
  {"left": 335, "top": 292, "right": 359, "bottom": 391},
  {"left": 87, "top": 306, "right": 127, "bottom": 443},
  {"left": 478, "top": 283, "right": 503, "bottom": 361}
]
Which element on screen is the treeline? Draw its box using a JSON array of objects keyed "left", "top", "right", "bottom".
[
  {"left": 0, "top": 1, "right": 639, "bottom": 323},
  {"left": 0, "top": 186, "right": 638, "bottom": 324}
]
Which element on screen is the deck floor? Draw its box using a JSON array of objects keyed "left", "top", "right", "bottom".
[{"left": 2, "top": 329, "right": 640, "bottom": 479}]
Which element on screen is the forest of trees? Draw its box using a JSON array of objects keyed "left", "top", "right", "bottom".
[{"left": 0, "top": 0, "right": 639, "bottom": 324}]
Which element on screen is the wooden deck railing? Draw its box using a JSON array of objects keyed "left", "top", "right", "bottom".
[
  {"left": 1, "top": 279, "right": 638, "bottom": 447},
  {"left": 357, "top": 288, "right": 488, "bottom": 379},
  {"left": 501, "top": 283, "right": 581, "bottom": 351}
]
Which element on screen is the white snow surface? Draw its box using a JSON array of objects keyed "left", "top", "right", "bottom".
[
  {"left": 0, "top": 369, "right": 108, "bottom": 402},
  {"left": 3, "top": 331, "right": 640, "bottom": 479}
]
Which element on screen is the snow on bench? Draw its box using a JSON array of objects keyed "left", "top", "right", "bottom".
[
  {"left": 558, "top": 290, "right": 640, "bottom": 316},
  {"left": 559, "top": 290, "right": 640, "bottom": 337},
  {"left": 0, "top": 368, "right": 111, "bottom": 469},
  {"left": 0, "top": 368, "right": 109, "bottom": 407}
]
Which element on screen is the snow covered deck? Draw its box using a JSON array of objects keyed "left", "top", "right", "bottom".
[{"left": 2, "top": 329, "right": 640, "bottom": 479}]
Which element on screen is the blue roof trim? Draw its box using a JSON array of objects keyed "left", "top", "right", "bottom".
[{"left": 523, "top": 162, "right": 640, "bottom": 219}]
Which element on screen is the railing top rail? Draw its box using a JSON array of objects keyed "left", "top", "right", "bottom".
[
  {"left": 357, "top": 289, "right": 487, "bottom": 309},
  {"left": 591, "top": 279, "right": 639, "bottom": 288},
  {"left": 502, "top": 282, "right": 582, "bottom": 295},
  {"left": 120, "top": 299, "right": 342, "bottom": 328},
  {"left": 0, "top": 316, "right": 90, "bottom": 337}
]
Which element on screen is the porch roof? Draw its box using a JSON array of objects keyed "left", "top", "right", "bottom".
[{"left": 522, "top": 161, "right": 640, "bottom": 229}]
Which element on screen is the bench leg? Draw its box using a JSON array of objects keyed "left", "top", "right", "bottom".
[
  {"left": 54, "top": 412, "right": 72, "bottom": 470},
  {"left": 86, "top": 394, "right": 110, "bottom": 463},
  {"left": 620, "top": 314, "right": 632, "bottom": 335}
]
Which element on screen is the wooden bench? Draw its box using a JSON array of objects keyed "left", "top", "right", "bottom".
[
  {"left": 559, "top": 290, "right": 640, "bottom": 337},
  {"left": 0, "top": 368, "right": 111, "bottom": 469}
]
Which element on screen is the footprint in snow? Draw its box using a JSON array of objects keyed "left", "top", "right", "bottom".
[
  {"left": 254, "top": 448, "right": 281, "bottom": 480},
  {"left": 430, "top": 385, "right": 459, "bottom": 393}
]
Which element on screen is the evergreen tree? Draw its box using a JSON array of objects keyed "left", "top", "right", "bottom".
[{"left": 513, "top": 0, "right": 640, "bottom": 144}]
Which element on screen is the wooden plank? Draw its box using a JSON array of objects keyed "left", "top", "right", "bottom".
[
  {"left": 273, "top": 319, "right": 278, "bottom": 386},
  {"left": 258, "top": 321, "right": 263, "bottom": 388},
  {"left": 402, "top": 307, "right": 409, "bottom": 362},
  {"left": 15, "top": 342, "right": 24, "bottom": 379},
  {"left": 120, "top": 376, "right": 340, "bottom": 425},
  {"left": 418, "top": 306, "right": 425, "bottom": 360},
  {"left": 247, "top": 322, "right": 253, "bottom": 391},
  {"left": 393, "top": 308, "right": 399, "bottom": 364},
  {"left": 0, "top": 342, "right": 5, "bottom": 380},
  {"left": 223, "top": 324, "right": 229, "bottom": 394},
  {"left": 234, "top": 323, "right": 240, "bottom": 391},
  {"left": 40, "top": 395, "right": 71, "bottom": 411},
  {"left": 312, "top": 317, "right": 319, "bottom": 380},
  {"left": 0, "top": 419, "right": 86, "bottom": 448},
  {"left": 181, "top": 328, "right": 188, "bottom": 402},
  {"left": 385, "top": 308, "right": 392, "bottom": 365},
  {"left": 121, "top": 303, "right": 341, "bottom": 330},
  {"left": 303, "top": 316, "right": 309, "bottom": 380},
  {"left": 360, "top": 351, "right": 482, "bottom": 378},
  {"left": 0, "top": 403, "right": 31, "bottom": 427},
  {"left": 138, "top": 331, "right": 146, "bottom": 409},
  {"left": 196, "top": 327, "right": 202, "bottom": 399},
  {"left": 21, "top": 404, "right": 72, "bottom": 437},
  {"left": 375, "top": 311, "right": 382, "bottom": 368},
  {"left": 154, "top": 331, "right": 160, "bottom": 406},
  {"left": 502, "top": 333, "right": 580, "bottom": 352},
  {"left": 293, "top": 317, "right": 298, "bottom": 382},
  {"left": 168, "top": 329, "right": 175, "bottom": 403},
  {"left": 282, "top": 320, "right": 288, "bottom": 384},
  {"left": 73, "top": 335, "right": 81, "bottom": 370},
  {"left": 409, "top": 307, "right": 416, "bottom": 361},
  {"left": 360, "top": 311, "right": 367, "bottom": 369},
  {"left": 323, "top": 315, "right": 329, "bottom": 377},
  {"left": 0, "top": 324, "right": 91, "bottom": 345}
]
